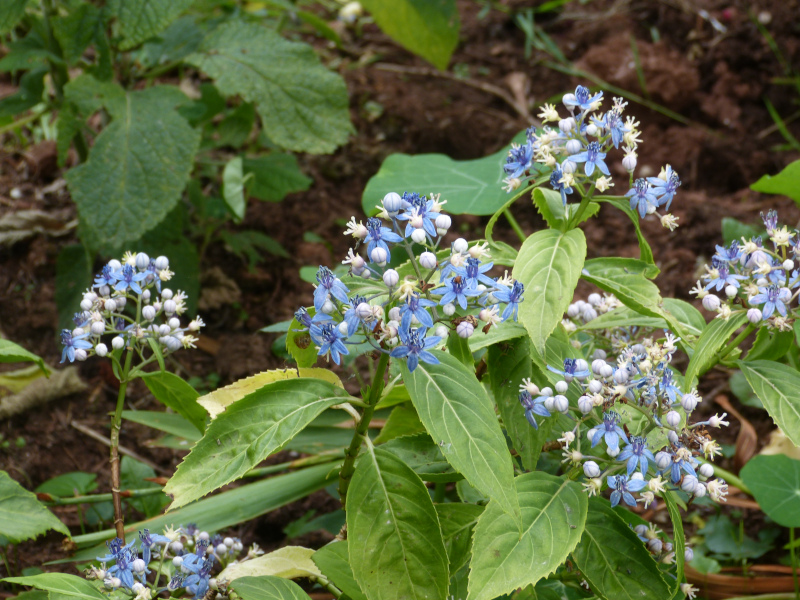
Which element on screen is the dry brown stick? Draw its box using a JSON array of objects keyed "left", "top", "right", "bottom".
[{"left": 70, "top": 420, "right": 168, "bottom": 475}]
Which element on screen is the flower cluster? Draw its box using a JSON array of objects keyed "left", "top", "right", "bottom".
[
  {"left": 518, "top": 323, "right": 729, "bottom": 509},
  {"left": 692, "top": 210, "right": 800, "bottom": 329},
  {"left": 295, "top": 192, "right": 525, "bottom": 371},
  {"left": 502, "top": 85, "right": 680, "bottom": 230},
  {"left": 61, "top": 252, "right": 203, "bottom": 363},
  {"left": 86, "top": 525, "right": 262, "bottom": 600},
  {"left": 560, "top": 292, "right": 622, "bottom": 332}
]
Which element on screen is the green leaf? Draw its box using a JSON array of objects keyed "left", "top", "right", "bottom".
[
  {"left": 467, "top": 472, "right": 587, "bottom": 600},
  {"left": 0, "top": 68, "right": 46, "bottom": 118},
  {"left": 662, "top": 492, "right": 685, "bottom": 593},
  {"left": 751, "top": 159, "right": 800, "bottom": 205},
  {"left": 222, "top": 156, "right": 248, "bottom": 221},
  {"left": 721, "top": 217, "right": 764, "bottom": 246},
  {"left": 358, "top": 0, "right": 459, "bottom": 70},
  {"left": 111, "top": 0, "right": 194, "bottom": 50},
  {"left": 1, "top": 574, "right": 104, "bottom": 600},
  {"left": 165, "top": 378, "right": 352, "bottom": 508},
  {"left": 220, "top": 546, "right": 321, "bottom": 581},
  {"left": 514, "top": 228, "right": 586, "bottom": 354},
  {"left": 488, "top": 336, "right": 550, "bottom": 470},
  {"left": 36, "top": 472, "right": 97, "bottom": 497},
  {"left": 596, "top": 196, "right": 655, "bottom": 266},
  {"left": 0, "top": 471, "right": 69, "bottom": 543},
  {"left": 243, "top": 154, "right": 312, "bottom": 202},
  {"left": 141, "top": 16, "right": 204, "bottom": 68},
  {"left": 56, "top": 104, "right": 82, "bottom": 167},
  {"left": 578, "top": 298, "right": 705, "bottom": 339},
  {"left": 446, "top": 332, "right": 473, "bottom": 368},
  {"left": 532, "top": 188, "right": 599, "bottom": 232},
  {"left": 685, "top": 312, "right": 748, "bottom": 388},
  {"left": 65, "top": 85, "right": 200, "bottom": 248},
  {"left": 739, "top": 360, "right": 800, "bottom": 447},
  {"left": 467, "top": 320, "right": 527, "bottom": 352},
  {"left": 347, "top": 445, "right": 449, "bottom": 600},
  {"left": 0, "top": 0, "right": 29, "bottom": 35},
  {"left": 142, "top": 371, "right": 206, "bottom": 433},
  {"left": 286, "top": 312, "right": 319, "bottom": 368},
  {"left": 217, "top": 102, "right": 256, "bottom": 148},
  {"left": 63, "top": 74, "right": 124, "bottom": 116},
  {"left": 0, "top": 339, "right": 48, "bottom": 375},
  {"left": 400, "top": 351, "right": 520, "bottom": 521},
  {"left": 53, "top": 3, "right": 102, "bottom": 65},
  {"left": 120, "top": 456, "right": 168, "bottom": 518},
  {"left": 572, "top": 498, "right": 670, "bottom": 600},
  {"left": 741, "top": 454, "right": 800, "bottom": 527},
  {"left": 436, "top": 503, "right": 483, "bottom": 573},
  {"left": 381, "top": 433, "right": 462, "bottom": 482},
  {"left": 55, "top": 245, "right": 92, "bottom": 333},
  {"left": 186, "top": 21, "right": 352, "bottom": 154},
  {"left": 121, "top": 410, "right": 201, "bottom": 442},
  {"left": 745, "top": 327, "right": 794, "bottom": 362},
  {"left": 229, "top": 576, "right": 312, "bottom": 600},
  {"left": 373, "top": 404, "right": 425, "bottom": 444},
  {"left": 312, "top": 542, "right": 367, "bottom": 600},
  {"left": 729, "top": 370, "right": 762, "bottom": 408}
]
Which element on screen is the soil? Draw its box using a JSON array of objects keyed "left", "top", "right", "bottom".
[{"left": 2, "top": 0, "right": 800, "bottom": 592}]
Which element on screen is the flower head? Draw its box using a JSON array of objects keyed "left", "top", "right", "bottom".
[{"left": 390, "top": 328, "right": 441, "bottom": 372}]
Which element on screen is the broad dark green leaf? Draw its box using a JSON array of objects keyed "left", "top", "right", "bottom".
[
  {"left": 1, "top": 574, "right": 104, "bottom": 600},
  {"left": 63, "top": 74, "right": 124, "bottom": 116},
  {"left": 532, "top": 188, "right": 599, "bottom": 232},
  {"left": 0, "top": 472, "right": 69, "bottom": 543},
  {"left": 56, "top": 104, "right": 81, "bottom": 167},
  {"left": 229, "top": 576, "right": 312, "bottom": 600},
  {"left": 751, "top": 159, "right": 800, "bottom": 205},
  {"left": 111, "top": 0, "right": 194, "bottom": 50},
  {"left": 165, "top": 379, "right": 352, "bottom": 508},
  {"left": 446, "top": 332, "right": 473, "bottom": 368},
  {"left": 746, "top": 327, "right": 794, "bottom": 362},
  {"left": 741, "top": 454, "right": 800, "bottom": 527},
  {"left": 141, "top": 16, "right": 204, "bottom": 67},
  {"left": 721, "top": 217, "right": 764, "bottom": 246},
  {"left": 685, "top": 312, "right": 748, "bottom": 388},
  {"left": 0, "top": 339, "right": 48, "bottom": 374},
  {"left": 401, "top": 351, "right": 520, "bottom": 522},
  {"left": 382, "top": 433, "right": 462, "bottom": 482},
  {"left": 359, "top": 0, "right": 459, "bottom": 70},
  {"left": 514, "top": 228, "right": 586, "bottom": 354},
  {"left": 739, "top": 360, "right": 800, "bottom": 447},
  {"left": 186, "top": 21, "right": 352, "bottom": 154},
  {"left": 36, "top": 472, "right": 97, "bottom": 497},
  {"left": 347, "top": 446, "right": 449, "bottom": 600},
  {"left": 572, "top": 499, "right": 670, "bottom": 600},
  {"left": 121, "top": 410, "right": 201, "bottom": 441},
  {"left": 65, "top": 85, "right": 200, "bottom": 247},
  {"left": 436, "top": 503, "right": 483, "bottom": 573},
  {"left": 0, "top": 0, "right": 28, "bottom": 35},
  {"left": 373, "top": 404, "right": 425, "bottom": 444},
  {"left": 467, "top": 472, "right": 587, "bottom": 600},
  {"left": 120, "top": 456, "right": 168, "bottom": 518},
  {"left": 286, "top": 311, "right": 318, "bottom": 368},
  {"left": 0, "top": 68, "right": 46, "bottom": 118},
  {"left": 243, "top": 154, "right": 312, "bottom": 202},
  {"left": 467, "top": 320, "right": 527, "bottom": 352},
  {"left": 53, "top": 3, "right": 102, "bottom": 64},
  {"left": 312, "top": 542, "right": 367, "bottom": 600},
  {"left": 142, "top": 371, "right": 206, "bottom": 433},
  {"left": 578, "top": 298, "right": 705, "bottom": 339},
  {"left": 217, "top": 102, "right": 256, "bottom": 148}
]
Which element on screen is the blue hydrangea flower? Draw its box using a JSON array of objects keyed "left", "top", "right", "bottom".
[
  {"left": 97, "top": 538, "right": 137, "bottom": 589},
  {"left": 73, "top": 311, "right": 91, "bottom": 328},
  {"left": 617, "top": 436, "right": 655, "bottom": 477},
  {"left": 139, "top": 528, "right": 169, "bottom": 565},
  {"left": 60, "top": 329, "right": 92, "bottom": 363},
  {"left": 93, "top": 264, "right": 118, "bottom": 288},
  {"left": 588, "top": 411, "right": 629, "bottom": 452},
  {"left": 167, "top": 574, "right": 185, "bottom": 592},
  {"left": 647, "top": 165, "right": 681, "bottom": 210},
  {"left": 564, "top": 85, "right": 603, "bottom": 112},
  {"left": 309, "top": 322, "right": 349, "bottom": 365},
  {"left": 396, "top": 193, "right": 440, "bottom": 238},
  {"left": 714, "top": 241, "right": 742, "bottom": 264},
  {"left": 607, "top": 475, "right": 646, "bottom": 507},
  {"left": 365, "top": 217, "right": 403, "bottom": 258},
  {"left": 390, "top": 328, "right": 441, "bottom": 372},
  {"left": 762, "top": 209, "right": 778, "bottom": 234},
  {"left": 570, "top": 141, "right": 610, "bottom": 177},
  {"left": 595, "top": 109, "right": 628, "bottom": 148},
  {"left": 503, "top": 142, "right": 534, "bottom": 179},
  {"left": 547, "top": 358, "right": 590, "bottom": 382},
  {"left": 519, "top": 390, "right": 550, "bottom": 429},
  {"left": 399, "top": 292, "right": 436, "bottom": 333},
  {"left": 184, "top": 556, "right": 213, "bottom": 599},
  {"left": 665, "top": 447, "right": 698, "bottom": 484},
  {"left": 704, "top": 260, "right": 746, "bottom": 291},
  {"left": 112, "top": 264, "right": 148, "bottom": 294},
  {"left": 659, "top": 368, "right": 682, "bottom": 404},
  {"left": 438, "top": 275, "right": 481, "bottom": 310},
  {"left": 492, "top": 280, "right": 524, "bottom": 321},
  {"left": 626, "top": 178, "right": 659, "bottom": 218},
  {"left": 181, "top": 539, "right": 209, "bottom": 573},
  {"left": 342, "top": 295, "right": 370, "bottom": 336},
  {"left": 457, "top": 257, "right": 496, "bottom": 290},
  {"left": 294, "top": 307, "right": 314, "bottom": 329},
  {"left": 549, "top": 165, "right": 573, "bottom": 205},
  {"left": 313, "top": 266, "right": 350, "bottom": 312},
  {"left": 750, "top": 284, "right": 788, "bottom": 319}
]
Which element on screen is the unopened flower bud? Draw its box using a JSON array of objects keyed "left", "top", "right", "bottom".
[
  {"left": 544, "top": 396, "right": 555, "bottom": 412},
  {"left": 371, "top": 247, "right": 388, "bottom": 265},
  {"left": 681, "top": 392, "right": 699, "bottom": 413},
  {"left": 665, "top": 410, "right": 681, "bottom": 428},
  {"left": 383, "top": 269, "right": 399, "bottom": 288},
  {"left": 95, "top": 343, "right": 108, "bottom": 357},
  {"left": 553, "top": 394, "right": 569, "bottom": 413},
  {"left": 108, "top": 259, "right": 122, "bottom": 270},
  {"left": 142, "top": 305, "right": 156, "bottom": 321},
  {"left": 591, "top": 359, "right": 606, "bottom": 374},
  {"left": 647, "top": 538, "right": 663, "bottom": 554},
  {"left": 383, "top": 192, "right": 403, "bottom": 215},
  {"left": 607, "top": 445, "right": 620, "bottom": 458},
  {"left": 161, "top": 288, "right": 173, "bottom": 300},
  {"left": 168, "top": 317, "right": 180, "bottom": 329},
  {"left": 74, "top": 348, "right": 87, "bottom": 361},
  {"left": 155, "top": 256, "right": 169, "bottom": 270},
  {"left": 80, "top": 298, "right": 93, "bottom": 311},
  {"left": 681, "top": 476, "right": 698, "bottom": 494},
  {"left": 655, "top": 452, "right": 671, "bottom": 470},
  {"left": 702, "top": 294, "right": 720, "bottom": 312},
  {"left": 555, "top": 380, "right": 569, "bottom": 394},
  {"left": 163, "top": 300, "right": 177, "bottom": 315},
  {"left": 699, "top": 463, "right": 714, "bottom": 478},
  {"left": 586, "top": 123, "right": 599, "bottom": 136},
  {"left": 600, "top": 364, "right": 614, "bottom": 378},
  {"left": 443, "top": 303, "right": 456, "bottom": 316},
  {"left": 684, "top": 547, "right": 694, "bottom": 562},
  {"left": 435, "top": 214, "right": 451, "bottom": 231},
  {"left": 420, "top": 252, "right": 438, "bottom": 270},
  {"left": 613, "top": 368, "right": 628, "bottom": 384},
  {"left": 135, "top": 253, "right": 150, "bottom": 270},
  {"left": 567, "top": 304, "right": 580, "bottom": 319},
  {"left": 747, "top": 308, "right": 763, "bottom": 323},
  {"left": 558, "top": 117, "right": 575, "bottom": 132},
  {"left": 132, "top": 559, "right": 146, "bottom": 573},
  {"left": 104, "top": 299, "right": 117, "bottom": 312},
  {"left": 112, "top": 336, "right": 124, "bottom": 350},
  {"left": 456, "top": 321, "right": 474, "bottom": 339},
  {"left": 453, "top": 238, "right": 468, "bottom": 254},
  {"left": 583, "top": 461, "right": 600, "bottom": 478},
  {"left": 98, "top": 285, "right": 110, "bottom": 297},
  {"left": 587, "top": 379, "right": 602, "bottom": 394},
  {"left": 622, "top": 153, "right": 637, "bottom": 173},
  {"left": 434, "top": 325, "right": 448, "bottom": 339},
  {"left": 667, "top": 430, "right": 679, "bottom": 445},
  {"left": 578, "top": 395, "right": 593, "bottom": 414},
  {"left": 565, "top": 139, "right": 582, "bottom": 154},
  {"left": 562, "top": 93, "right": 576, "bottom": 107},
  {"left": 216, "top": 543, "right": 227, "bottom": 555},
  {"left": 725, "top": 285, "right": 737, "bottom": 298},
  {"left": 91, "top": 321, "right": 105, "bottom": 335},
  {"left": 411, "top": 229, "right": 427, "bottom": 244},
  {"left": 338, "top": 322, "right": 349, "bottom": 335}
]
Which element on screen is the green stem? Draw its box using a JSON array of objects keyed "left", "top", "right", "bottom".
[
  {"left": 0, "top": 110, "right": 46, "bottom": 135},
  {"left": 569, "top": 184, "right": 596, "bottom": 229},
  {"left": 309, "top": 575, "right": 343, "bottom": 599},
  {"left": 792, "top": 527, "right": 799, "bottom": 600},
  {"left": 110, "top": 349, "right": 133, "bottom": 539},
  {"left": 338, "top": 352, "right": 390, "bottom": 507},
  {"left": 40, "top": 487, "right": 165, "bottom": 505},
  {"left": 503, "top": 208, "right": 526, "bottom": 242},
  {"left": 721, "top": 323, "right": 756, "bottom": 362}
]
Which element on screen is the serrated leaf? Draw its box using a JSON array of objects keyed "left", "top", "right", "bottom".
[
  {"left": 467, "top": 472, "right": 587, "bottom": 600},
  {"left": 381, "top": 433, "right": 462, "bottom": 483},
  {"left": 53, "top": 3, "right": 102, "bottom": 64},
  {"left": 400, "top": 351, "right": 520, "bottom": 522},
  {"left": 312, "top": 542, "right": 366, "bottom": 600},
  {"left": 1, "top": 574, "right": 104, "bottom": 600},
  {"left": 514, "top": 228, "right": 586, "bottom": 354},
  {"left": 739, "top": 360, "right": 800, "bottom": 448},
  {"left": 186, "top": 21, "right": 351, "bottom": 154},
  {"left": 243, "top": 154, "right": 312, "bottom": 202},
  {"left": 217, "top": 102, "right": 256, "bottom": 148},
  {"left": 111, "top": 0, "right": 194, "bottom": 50},
  {"left": 0, "top": 339, "right": 48, "bottom": 374},
  {"left": 165, "top": 379, "right": 352, "bottom": 508},
  {"left": 63, "top": 74, "right": 124, "bottom": 116},
  {"left": 223, "top": 157, "right": 247, "bottom": 221},
  {"left": 220, "top": 546, "right": 321, "bottom": 581},
  {"left": 0, "top": 472, "right": 69, "bottom": 543},
  {"left": 359, "top": 0, "right": 459, "bottom": 70},
  {"left": 142, "top": 371, "right": 206, "bottom": 433},
  {"left": 229, "top": 576, "right": 312, "bottom": 600},
  {"left": 751, "top": 159, "right": 800, "bottom": 205},
  {"left": 741, "top": 454, "right": 800, "bottom": 527},
  {"left": 0, "top": 0, "right": 29, "bottom": 35},
  {"left": 347, "top": 445, "right": 449, "bottom": 600},
  {"left": 65, "top": 85, "right": 200, "bottom": 247},
  {"left": 141, "top": 16, "right": 204, "bottom": 68},
  {"left": 532, "top": 188, "right": 599, "bottom": 232},
  {"left": 436, "top": 503, "right": 483, "bottom": 574},
  {"left": 572, "top": 498, "right": 670, "bottom": 600},
  {"left": 685, "top": 312, "right": 748, "bottom": 388}
]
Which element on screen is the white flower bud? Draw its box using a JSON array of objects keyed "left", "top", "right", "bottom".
[
  {"left": 456, "top": 321, "right": 474, "bottom": 338},
  {"left": 90, "top": 321, "right": 105, "bottom": 335},
  {"left": 544, "top": 396, "right": 555, "bottom": 412},
  {"left": 725, "top": 285, "right": 737, "bottom": 298},
  {"left": 159, "top": 324, "right": 171, "bottom": 336},
  {"left": 161, "top": 288, "right": 173, "bottom": 300},
  {"left": 142, "top": 305, "right": 156, "bottom": 321},
  {"left": 655, "top": 451, "right": 671, "bottom": 470},
  {"left": 233, "top": 541, "right": 243, "bottom": 552},
  {"left": 784, "top": 259, "right": 795, "bottom": 271},
  {"left": 95, "top": 343, "right": 108, "bottom": 357},
  {"left": 382, "top": 269, "right": 399, "bottom": 288},
  {"left": 208, "top": 578, "right": 218, "bottom": 591},
  {"left": 684, "top": 547, "right": 694, "bottom": 562},
  {"left": 155, "top": 256, "right": 169, "bottom": 270},
  {"left": 566, "top": 139, "right": 582, "bottom": 154},
  {"left": 74, "top": 348, "right": 87, "bottom": 361},
  {"left": 168, "top": 317, "right": 181, "bottom": 329},
  {"left": 80, "top": 298, "right": 93, "bottom": 311},
  {"left": 338, "top": 322, "right": 349, "bottom": 335},
  {"left": 558, "top": 117, "right": 575, "bottom": 132},
  {"left": 578, "top": 395, "right": 593, "bottom": 414},
  {"left": 567, "top": 304, "right": 580, "bottom": 319},
  {"left": 540, "top": 387, "right": 553, "bottom": 397},
  {"left": 555, "top": 380, "right": 569, "bottom": 394},
  {"left": 747, "top": 308, "right": 763, "bottom": 323},
  {"left": 98, "top": 285, "right": 110, "bottom": 297},
  {"left": 622, "top": 153, "right": 637, "bottom": 173},
  {"left": 361, "top": 269, "right": 372, "bottom": 279},
  {"left": 562, "top": 92, "right": 576, "bottom": 107},
  {"left": 702, "top": 294, "right": 720, "bottom": 312},
  {"left": 443, "top": 303, "right": 456, "bottom": 316},
  {"left": 108, "top": 577, "right": 122, "bottom": 589},
  {"left": 435, "top": 214, "right": 451, "bottom": 231},
  {"left": 142, "top": 289, "right": 151, "bottom": 302},
  {"left": 216, "top": 543, "right": 227, "bottom": 555},
  {"left": 135, "top": 253, "right": 150, "bottom": 270},
  {"left": 132, "top": 558, "right": 146, "bottom": 573},
  {"left": 681, "top": 475, "right": 698, "bottom": 494},
  {"left": 575, "top": 359, "right": 588, "bottom": 375},
  {"left": 600, "top": 364, "right": 614, "bottom": 378},
  {"left": 420, "top": 252, "right": 438, "bottom": 270},
  {"left": 224, "top": 537, "right": 234, "bottom": 548},
  {"left": 453, "top": 238, "right": 469, "bottom": 254},
  {"left": 665, "top": 410, "right": 681, "bottom": 428},
  {"left": 613, "top": 368, "right": 628, "bottom": 384},
  {"left": 554, "top": 394, "right": 569, "bottom": 413},
  {"left": 104, "top": 299, "right": 117, "bottom": 312},
  {"left": 681, "top": 393, "right": 699, "bottom": 413},
  {"left": 112, "top": 336, "right": 124, "bottom": 350},
  {"left": 370, "top": 247, "right": 388, "bottom": 265},
  {"left": 163, "top": 299, "right": 177, "bottom": 315},
  {"left": 411, "top": 228, "right": 427, "bottom": 244},
  {"left": 582, "top": 307, "right": 598, "bottom": 322},
  {"left": 698, "top": 463, "right": 714, "bottom": 478},
  {"left": 561, "top": 159, "right": 577, "bottom": 174},
  {"left": 586, "top": 123, "right": 599, "bottom": 136},
  {"left": 383, "top": 192, "right": 403, "bottom": 215},
  {"left": 647, "top": 538, "right": 663, "bottom": 554},
  {"left": 388, "top": 307, "right": 401, "bottom": 321},
  {"left": 780, "top": 287, "right": 792, "bottom": 302},
  {"left": 170, "top": 541, "right": 183, "bottom": 553},
  {"left": 607, "top": 445, "right": 620, "bottom": 458},
  {"left": 353, "top": 302, "right": 370, "bottom": 320},
  {"left": 434, "top": 325, "right": 448, "bottom": 339},
  {"left": 583, "top": 461, "right": 600, "bottom": 478},
  {"left": 587, "top": 379, "right": 602, "bottom": 394},
  {"left": 164, "top": 336, "right": 181, "bottom": 352},
  {"left": 108, "top": 259, "right": 122, "bottom": 270}
]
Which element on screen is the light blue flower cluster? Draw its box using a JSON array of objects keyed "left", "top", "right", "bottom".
[
  {"left": 60, "top": 252, "right": 204, "bottom": 364},
  {"left": 501, "top": 86, "right": 680, "bottom": 229},
  {"left": 692, "top": 209, "right": 800, "bottom": 327},
  {"left": 294, "top": 193, "right": 525, "bottom": 371}
]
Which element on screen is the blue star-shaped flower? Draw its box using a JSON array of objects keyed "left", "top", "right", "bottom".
[
  {"left": 437, "top": 275, "right": 481, "bottom": 310},
  {"left": 647, "top": 165, "right": 681, "bottom": 211},
  {"left": 617, "top": 436, "right": 655, "bottom": 477},
  {"left": 390, "top": 328, "right": 441, "bottom": 372},
  {"left": 365, "top": 216, "right": 403, "bottom": 258},
  {"left": 571, "top": 141, "right": 610, "bottom": 177},
  {"left": 626, "top": 178, "right": 659, "bottom": 218},
  {"left": 399, "top": 292, "right": 436, "bottom": 334},
  {"left": 588, "top": 411, "right": 629, "bottom": 452},
  {"left": 112, "top": 264, "right": 148, "bottom": 294},
  {"left": 60, "top": 329, "right": 92, "bottom": 363},
  {"left": 503, "top": 142, "right": 534, "bottom": 179},
  {"left": 750, "top": 284, "right": 788, "bottom": 319},
  {"left": 564, "top": 85, "right": 603, "bottom": 112},
  {"left": 607, "top": 474, "right": 646, "bottom": 507},
  {"left": 309, "top": 322, "right": 349, "bottom": 365},
  {"left": 519, "top": 390, "right": 550, "bottom": 429},
  {"left": 549, "top": 165, "right": 573, "bottom": 206},
  {"left": 313, "top": 266, "right": 350, "bottom": 312},
  {"left": 492, "top": 280, "right": 524, "bottom": 321}
]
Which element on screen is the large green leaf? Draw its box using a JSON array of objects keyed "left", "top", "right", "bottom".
[
  {"left": 685, "top": 312, "right": 748, "bottom": 388},
  {"left": 488, "top": 336, "right": 550, "bottom": 470},
  {"left": 142, "top": 371, "right": 206, "bottom": 433},
  {"left": 436, "top": 503, "right": 483, "bottom": 574},
  {"left": 514, "top": 228, "right": 586, "bottom": 354},
  {"left": 120, "top": 456, "right": 168, "bottom": 518},
  {"left": 0, "top": 339, "right": 48, "bottom": 374},
  {"left": 52, "top": 3, "right": 102, "bottom": 65},
  {"left": 164, "top": 378, "right": 352, "bottom": 508},
  {"left": 532, "top": 188, "right": 599, "bottom": 232},
  {"left": 381, "top": 433, "right": 461, "bottom": 482},
  {"left": 467, "top": 472, "right": 587, "bottom": 600},
  {"left": 577, "top": 298, "right": 705, "bottom": 339},
  {"left": 243, "top": 154, "right": 312, "bottom": 202},
  {"left": 739, "top": 360, "right": 800, "bottom": 447},
  {"left": 55, "top": 244, "right": 92, "bottom": 332},
  {"left": 0, "top": 0, "right": 28, "bottom": 35},
  {"left": 751, "top": 159, "right": 800, "bottom": 205},
  {"left": 347, "top": 445, "right": 449, "bottom": 600},
  {"left": 220, "top": 546, "right": 321, "bottom": 581},
  {"left": 186, "top": 21, "right": 351, "bottom": 154},
  {"left": 111, "top": 0, "right": 194, "bottom": 50},
  {"left": 0, "top": 471, "right": 69, "bottom": 543},
  {"left": 312, "top": 542, "right": 367, "bottom": 600},
  {"left": 741, "top": 454, "right": 800, "bottom": 527},
  {"left": 229, "top": 576, "right": 311, "bottom": 600},
  {"left": 65, "top": 85, "right": 200, "bottom": 247},
  {"left": 1, "top": 574, "right": 105, "bottom": 600},
  {"left": 359, "top": 0, "right": 459, "bottom": 70},
  {"left": 400, "top": 351, "right": 520, "bottom": 522},
  {"left": 572, "top": 499, "right": 670, "bottom": 600}
]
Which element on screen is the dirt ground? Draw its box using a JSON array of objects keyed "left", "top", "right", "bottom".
[{"left": 1, "top": 0, "right": 800, "bottom": 585}]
